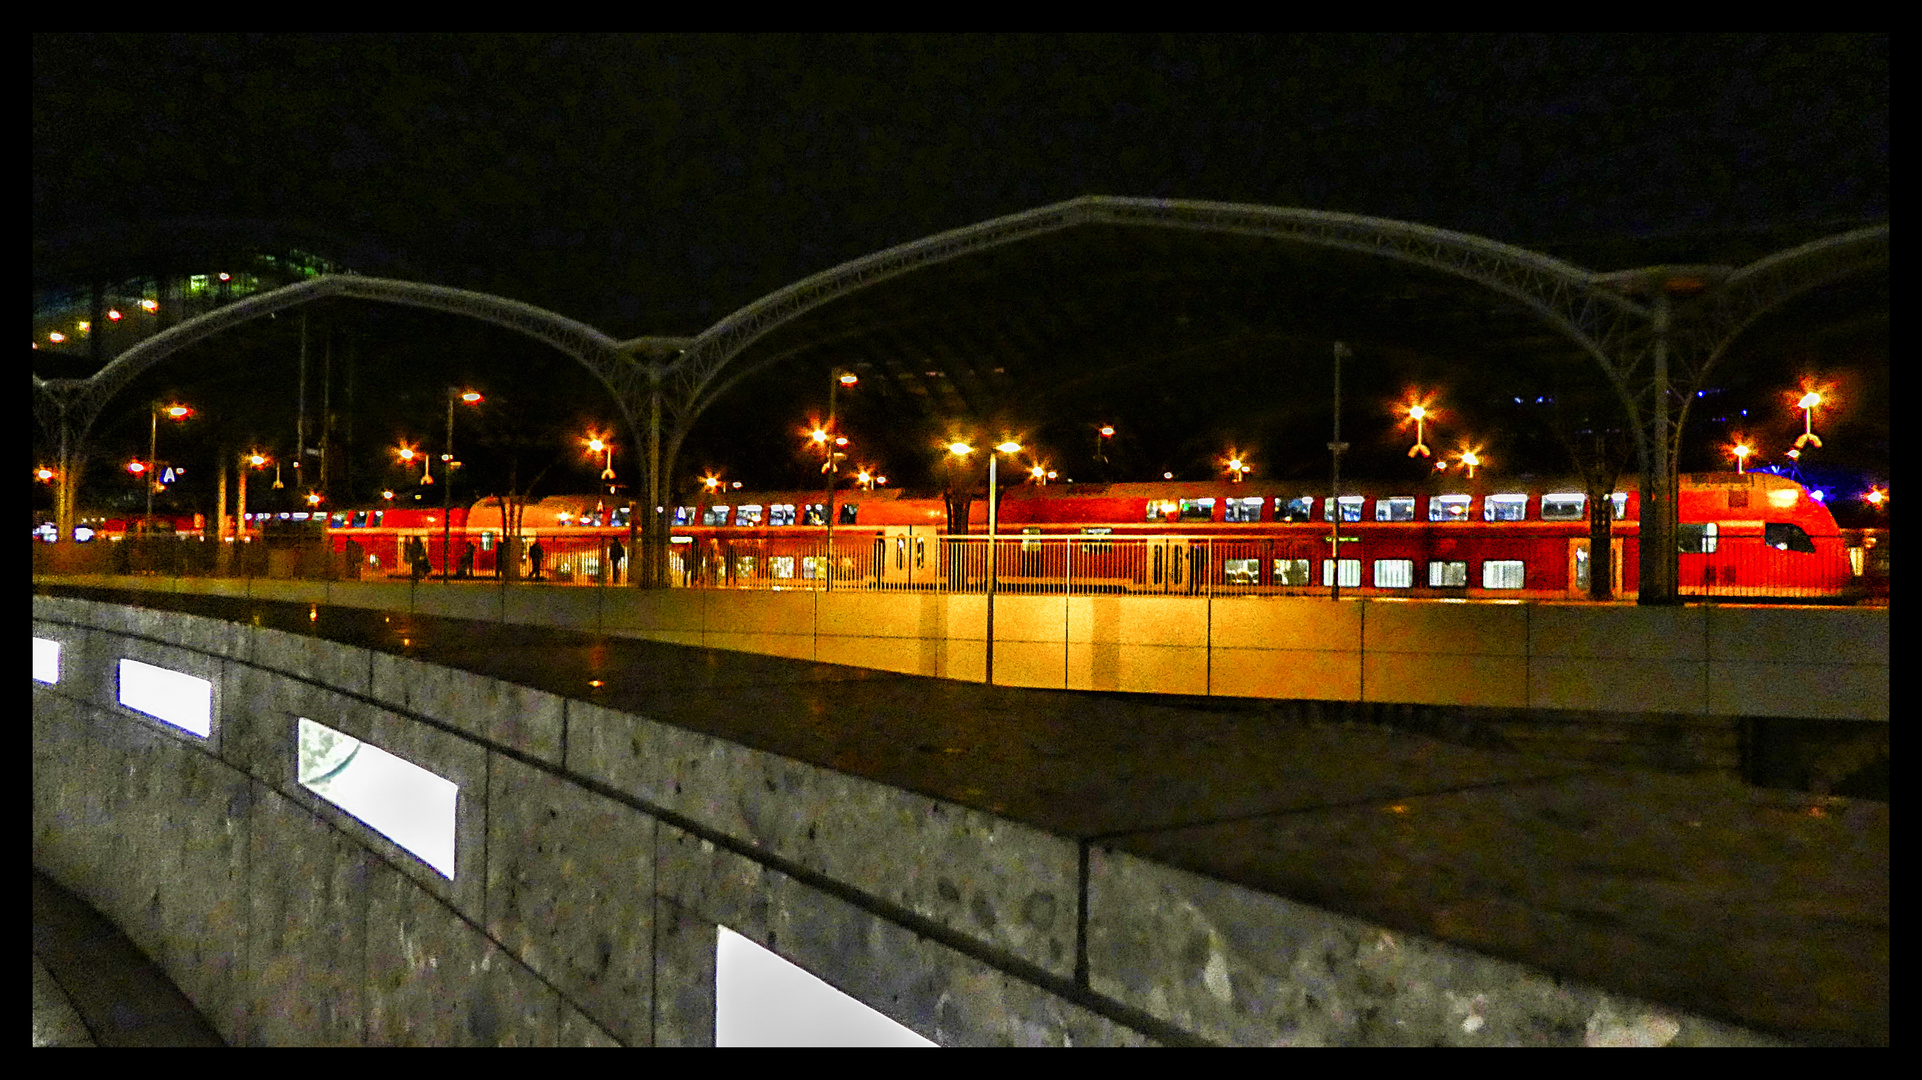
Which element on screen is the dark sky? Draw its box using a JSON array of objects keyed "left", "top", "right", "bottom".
[
  {"left": 33, "top": 34, "right": 1890, "bottom": 510},
  {"left": 34, "top": 33, "right": 1889, "bottom": 335}
]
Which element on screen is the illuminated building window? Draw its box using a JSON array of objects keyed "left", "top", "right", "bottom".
[
  {"left": 1373, "top": 559, "right": 1414, "bottom": 588},
  {"left": 1224, "top": 497, "right": 1262, "bottom": 523},
  {"left": 1376, "top": 496, "right": 1415, "bottom": 522},
  {"left": 1485, "top": 494, "right": 1529, "bottom": 521},
  {"left": 1429, "top": 495, "right": 1472, "bottom": 522},
  {"left": 1322, "top": 558, "right": 1361, "bottom": 588},
  {"left": 1481, "top": 560, "right": 1526, "bottom": 589},
  {"left": 1428, "top": 561, "right": 1469, "bottom": 587},
  {"left": 297, "top": 717, "right": 458, "bottom": 879},
  {"left": 34, "top": 638, "right": 61, "bottom": 684},
  {"left": 1540, "top": 493, "right": 1587, "bottom": 521},
  {"left": 703, "top": 506, "right": 731, "bottom": 526},
  {"left": 1276, "top": 497, "right": 1316, "bottom": 523},
  {"left": 1323, "top": 496, "right": 1363, "bottom": 523},
  {"left": 736, "top": 504, "right": 765, "bottom": 526},
  {"left": 118, "top": 659, "right": 213, "bottom": 738}
]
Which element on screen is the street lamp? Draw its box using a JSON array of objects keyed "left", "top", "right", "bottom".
[
  {"left": 1406, "top": 403, "right": 1433, "bottom": 458},
  {"left": 1224, "top": 451, "right": 1251, "bottom": 482},
  {"left": 820, "top": 370, "right": 858, "bottom": 588},
  {"left": 1794, "top": 391, "right": 1824, "bottom": 450},
  {"left": 442, "top": 389, "right": 483, "bottom": 580},
  {"left": 1458, "top": 447, "right": 1482, "bottom": 479},
  {"left": 143, "top": 402, "right": 192, "bottom": 534},
  {"left": 1732, "top": 442, "right": 1752, "bottom": 473},
  {"left": 585, "top": 434, "right": 617, "bottom": 492}
]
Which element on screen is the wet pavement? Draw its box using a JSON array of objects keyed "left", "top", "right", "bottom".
[{"left": 32, "top": 584, "right": 1889, "bottom": 1045}]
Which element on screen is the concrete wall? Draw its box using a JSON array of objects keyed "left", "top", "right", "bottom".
[
  {"left": 32, "top": 594, "right": 1787, "bottom": 1046},
  {"left": 36, "top": 575, "right": 1890, "bottom": 721}
]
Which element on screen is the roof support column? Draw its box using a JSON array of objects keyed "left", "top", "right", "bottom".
[{"left": 1637, "top": 286, "right": 1681, "bottom": 605}]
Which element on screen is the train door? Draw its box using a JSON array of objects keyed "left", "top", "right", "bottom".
[
  {"left": 1568, "top": 537, "right": 1624, "bottom": 598},
  {"left": 881, "top": 526, "right": 938, "bottom": 587},
  {"left": 1145, "top": 538, "right": 1193, "bottom": 594}
]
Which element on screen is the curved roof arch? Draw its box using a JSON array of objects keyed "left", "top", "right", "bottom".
[
  {"left": 34, "top": 275, "right": 652, "bottom": 446},
  {"left": 666, "top": 196, "right": 1651, "bottom": 434}
]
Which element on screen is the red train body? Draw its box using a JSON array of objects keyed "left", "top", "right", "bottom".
[{"left": 324, "top": 472, "right": 1860, "bottom": 600}]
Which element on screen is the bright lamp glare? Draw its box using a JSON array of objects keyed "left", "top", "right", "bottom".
[
  {"left": 297, "top": 717, "right": 458, "bottom": 878},
  {"left": 715, "top": 926, "right": 936, "bottom": 1047},
  {"left": 118, "top": 659, "right": 212, "bottom": 737},
  {"left": 34, "top": 638, "right": 61, "bottom": 684}
]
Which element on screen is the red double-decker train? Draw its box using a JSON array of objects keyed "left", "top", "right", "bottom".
[{"left": 324, "top": 471, "right": 1860, "bottom": 600}]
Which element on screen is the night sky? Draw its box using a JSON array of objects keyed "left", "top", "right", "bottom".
[{"left": 33, "top": 34, "right": 1889, "bottom": 512}]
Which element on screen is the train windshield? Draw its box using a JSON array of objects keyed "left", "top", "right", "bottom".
[{"left": 1765, "top": 522, "right": 1817, "bottom": 553}]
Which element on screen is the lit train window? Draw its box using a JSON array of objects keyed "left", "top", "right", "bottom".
[
  {"left": 1276, "top": 497, "right": 1316, "bottom": 523},
  {"left": 1428, "top": 561, "right": 1468, "bottom": 587},
  {"left": 1376, "top": 497, "right": 1415, "bottom": 522},
  {"left": 1429, "top": 495, "right": 1472, "bottom": 522},
  {"left": 1482, "top": 560, "right": 1526, "bottom": 589},
  {"left": 704, "top": 506, "right": 731, "bottom": 526},
  {"left": 1374, "top": 559, "right": 1414, "bottom": 587},
  {"left": 1146, "top": 501, "right": 1178, "bottom": 523},
  {"left": 895, "top": 538, "right": 905, "bottom": 569},
  {"left": 1179, "top": 499, "right": 1215, "bottom": 522},
  {"left": 329, "top": 512, "right": 349, "bottom": 528},
  {"left": 1322, "top": 559, "right": 1361, "bottom": 587},
  {"left": 480, "top": 531, "right": 495, "bottom": 552},
  {"left": 1764, "top": 522, "right": 1815, "bottom": 553},
  {"left": 1224, "top": 497, "right": 1262, "bottom": 523},
  {"left": 915, "top": 539, "right": 926, "bottom": 568},
  {"left": 674, "top": 507, "right": 694, "bottom": 526},
  {"left": 1540, "top": 493, "right": 1586, "bottom": 521},
  {"left": 1080, "top": 527, "right": 1112, "bottom": 554},
  {"left": 1676, "top": 523, "right": 1718, "bottom": 554},
  {"left": 353, "top": 511, "right": 369, "bottom": 528},
  {"left": 371, "top": 511, "right": 384, "bottom": 527},
  {"left": 1323, "top": 496, "right": 1363, "bottom": 523},
  {"left": 1223, "top": 558, "right": 1260, "bottom": 584},
  {"left": 1485, "top": 495, "right": 1528, "bottom": 521},
  {"left": 1612, "top": 493, "right": 1629, "bottom": 520},
  {"left": 1020, "top": 527, "right": 1042, "bottom": 552},
  {"left": 737, "top": 505, "right": 765, "bottom": 526},
  {"left": 770, "top": 504, "right": 797, "bottom": 526},
  {"left": 1274, "top": 558, "right": 1312, "bottom": 586},
  {"left": 839, "top": 504, "right": 858, "bottom": 525},
  {"left": 611, "top": 508, "right": 630, "bottom": 527},
  {"left": 769, "top": 556, "right": 796, "bottom": 578},
  {"left": 803, "top": 504, "right": 827, "bottom": 526}
]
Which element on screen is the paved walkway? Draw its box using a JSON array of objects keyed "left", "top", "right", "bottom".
[{"left": 32, "top": 871, "right": 224, "bottom": 1047}]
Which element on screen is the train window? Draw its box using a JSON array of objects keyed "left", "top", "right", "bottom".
[
  {"left": 915, "top": 538, "right": 926, "bottom": 568},
  {"left": 1223, "top": 558, "right": 1260, "bottom": 584},
  {"left": 1277, "top": 497, "right": 1316, "bottom": 523},
  {"left": 1274, "top": 559, "right": 1312, "bottom": 586},
  {"left": 1765, "top": 522, "right": 1816, "bottom": 553},
  {"left": 674, "top": 507, "right": 695, "bottom": 526},
  {"left": 611, "top": 508, "right": 630, "bottom": 527},
  {"left": 1376, "top": 497, "right": 1415, "bottom": 522},
  {"left": 1322, "top": 559, "right": 1361, "bottom": 587},
  {"left": 1146, "top": 501, "right": 1178, "bottom": 523},
  {"left": 480, "top": 531, "right": 495, "bottom": 552},
  {"left": 737, "top": 505, "right": 765, "bottom": 526},
  {"left": 1677, "top": 523, "right": 1718, "bottom": 554},
  {"left": 1179, "top": 499, "right": 1215, "bottom": 522},
  {"left": 1428, "top": 560, "right": 1468, "bottom": 587},
  {"left": 703, "top": 505, "right": 731, "bottom": 526},
  {"left": 769, "top": 556, "right": 796, "bottom": 578},
  {"left": 1080, "top": 527, "right": 1113, "bottom": 554},
  {"left": 1485, "top": 494, "right": 1529, "bottom": 521},
  {"left": 735, "top": 556, "right": 757, "bottom": 578},
  {"left": 1540, "top": 493, "right": 1586, "bottom": 521},
  {"left": 1323, "top": 496, "right": 1363, "bottom": 523},
  {"left": 839, "top": 504, "right": 859, "bottom": 525},
  {"left": 803, "top": 504, "right": 827, "bottom": 526},
  {"left": 895, "top": 538, "right": 905, "bottom": 569},
  {"left": 1224, "top": 497, "right": 1263, "bottom": 523},
  {"left": 1373, "top": 559, "right": 1414, "bottom": 587},
  {"left": 1482, "top": 560, "right": 1526, "bottom": 589},
  {"left": 770, "top": 504, "right": 797, "bottom": 526},
  {"left": 1429, "top": 495, "right": 1472, "bottom": 522},
  {"left": 329, "top": 512, "right": 348, "bottom": 528},
  {"left": 371, "top": 511, "right": 384, "bottom": 527},
  {"left": 1612, "top": 493, "right": 1629, "bottom": 520},
  {"left": 1021, "top": 526, "right": 1043, "bottom": 552},
  {"left": 350, "top": 510, "right": 367, "bottom": 528}
]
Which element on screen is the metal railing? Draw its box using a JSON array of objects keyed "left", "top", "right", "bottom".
[{"left": 33, "top": 531, "right": 1883, "bottom": 603}]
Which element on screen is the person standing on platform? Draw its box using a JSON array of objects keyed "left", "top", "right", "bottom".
[
  {"left": 528, "top": 537, "right": 546, "bottom": 581},
  {"left": 607, "top": 536, "right": 625, "bottom": 584}
]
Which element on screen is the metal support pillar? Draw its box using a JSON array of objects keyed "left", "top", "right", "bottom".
[{"left": 1638, "top": 288, "right": 1681, "bottom": 606}]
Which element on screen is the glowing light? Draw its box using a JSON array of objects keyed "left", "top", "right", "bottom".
[
  {"left": 164, "top": 404, "right": 192, "bottom": 419},
  {"left": 701, "top": 474, "right": 723, "bottom": 492},
  {"left": 811, "top": 428, "right": 830, "bottom": 445},
  {"left": 119, "top": 659, "right": 213, "bottom": 738},
  {"left": 838, "top": 373, "right": 859, "bottom": 386},
  {"left": 1732, "top": 443, "right": 1752, "bottom": 472},
  {"left": 35, "top": 467, "right": 55, "bottom": 482},
  {"left": 140, "top": 299, "right": 159, "bottom": 312},
  {"left": 1797, "top": 391, "right": 1821, "bottom": 411},
  {"left": 107, "top": 309, "right": 123, "bottom": 321},
  {"left": 1865, "top": 488, "right": 1886, "bottom": 507},
  {"left": 1767, "top": 488, "right": 1799, "bottom": 509},
  {"left": 460, "top": 391, "right": 483, "bottom": 403},
  {"left": 1809, "top": 490, "right": 1826, "bottom": 503},
  {"left": 948, "top": 442, "right": 973, "bottom": 457},
  {"left": 305, "top": 491, "right": 323, "bottom": 507},
  {"left": 77, "top": 321, "right": 90, "bottom": 333},
  {"left": 1099, "top": 426, "right": 1114, "bottom": 437},
  {"left": 381, "top": 490, "right": 396, "bottom": 502},
  {"left": 218, "top": 272, "right": 231, "bottom": 282},
  {"left": 994, "top": 440, "right": 1022, "bottom": 454},
  {"left": 48, "top": 332, "right": 66, "bottom": 343},
  {"left": 248, "top": 453, "right": 268, "bottom": 467},
  {"left": 127, "top": 460, "right": 148, "bottom": 475}
]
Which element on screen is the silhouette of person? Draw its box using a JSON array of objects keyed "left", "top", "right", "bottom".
[
  {"left": 528, "top": 538, "right": 546, "bottom": 580},
  {"left": 458, "top": 541, "right": 476, "bottom": 579},
  {"left": 608, "top": 537, "right": 625, "bottom": 584}
]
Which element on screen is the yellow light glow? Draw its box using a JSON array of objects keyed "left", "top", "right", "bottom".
[
  {"left": 811, "top": 428, "right": 829, "bottom": 444},
  {"left": 995, "top": 441, "right": 1022, "bottom": 454},
  {"left": 1099, "top": 426, "right": 1114, "bottom": 437},
  {"left": 586, "top": 437, "right": 605, "bottom": 452},
  {"left": 48, "top": 332, "right": 66, "bottom": 343},
  {"left": 460, "top": 391, "right": 483, "bottom": 403},
  {"left": 165, "top": 404, "right": 191, "bottom": 419},
  {"left": 248, "top": 453, "right": 268, "bottom": 467},
  {"left": 1408, "top": 405, "right": 1425, "bottom": 421},
  {"left": 949, "top": 442, "right": 973, "bottom": 457},
  {"left": 1798, "top": 392, "right": 1821, "bottom": 410},
  {"left": 140, "top": 299, "right": 159, "bottom": 312},
  {"left": 1866, "top": 488, "right": 1886, "bottom": 506},
  {"left": 35, "top": 467, "right": 55, "bottom": 482},
  {"left": 1767, "top": 489, "right": 1799, "bottom": 508},
  {"left": 838, "top": 373, "right": 859, "bottom": 386},
  {"left": 108, "top": 309, "right": 123, "bottom": 321},
  {"left": 77, "top": 321, "right": 90, "bottom": 333}
]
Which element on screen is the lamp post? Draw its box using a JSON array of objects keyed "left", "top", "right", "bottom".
[
  {"left": 1732, "top": 442, "right": 1752, "bottom": 473},
  {"left": 1329, "top": 343, "right": 1349, "bottom": 602},
  {"left": 820, "top": 370, "right": 858, "bottom": 589},
  {"left": 442, "top": 389, "right": 483, "bottom": 580},
  {"left": 144, "top": 403, "right": 192, "bottom": 534},
  {"left": 1407, "top": 403, "right": 1432, "bottom": 458},
  {"left": 979, "top": 440, "right": 1023, "bottom": 685},
  {"left": 1794, "top": 391, "right": 1823, "bottom": 450}
]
